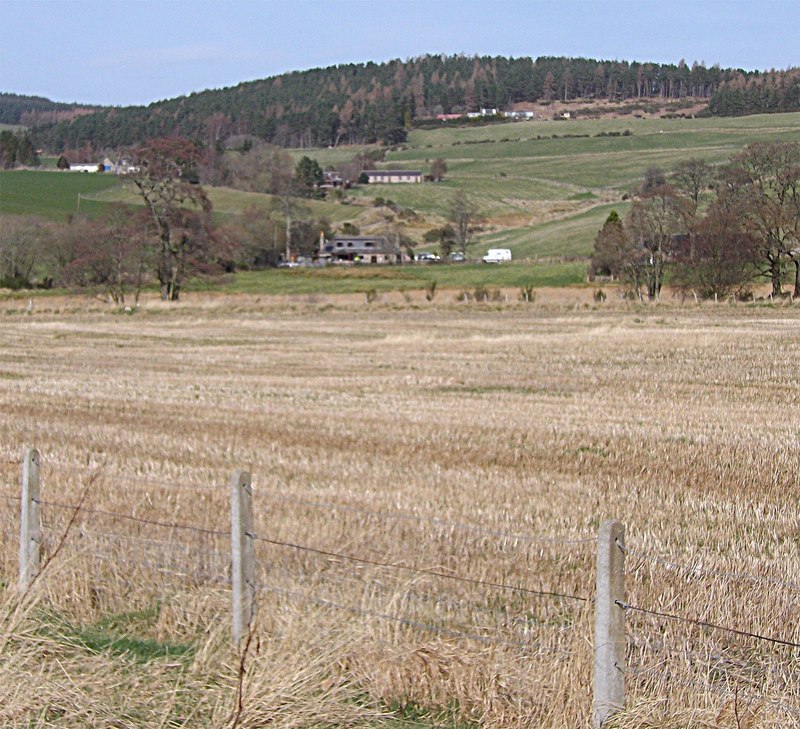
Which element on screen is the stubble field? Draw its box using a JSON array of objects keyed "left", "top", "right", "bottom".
[{"left": 1, "top": 293, "right": 798, "bottom": 728}]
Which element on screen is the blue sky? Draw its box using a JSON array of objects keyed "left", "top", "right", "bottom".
[{"left": 1, "top": 0, "right": 798, "bottom": 107}]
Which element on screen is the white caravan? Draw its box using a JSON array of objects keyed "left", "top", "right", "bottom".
[{"left": 482, "top": 248, "right": 512, "bottom": 263}]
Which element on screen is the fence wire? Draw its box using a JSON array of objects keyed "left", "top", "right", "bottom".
[
  {"left": 45, "top": 460, "right": 227, "bottom": 491},
  {"left": 619, "top": 540, "right": 800, "bottom": 592},
  {"left": 260, "top": 488, "right": 596, "bottom": 545},
  {"left": 258, "top": 582, "right": 574, "bottom": 656},
  {"left": 88, "top": 549, "right": 230, "bottom": 585},
  {"left": 37, "top": 499, "right": 230, "bottom": 538},
  {"left": 626, "top": 639, "right": 797, "bottom": 693},
  {"left": 260, "top": 562, "right": 582, "bottom": 645},
  {"left": 251, "top": 531, "right": 590, "bottom": 602},
  {"left": 627, "top": 668, "right": 800, "bottom": 720},
  {"left": 79, "top": 529, "right": 231, "bottom": 576},
  {"left": 616, "top": 600, "right": 800, "bottom": 650},
  {"left": 9, "top": 456, "right": 798, "bottom": 724}
]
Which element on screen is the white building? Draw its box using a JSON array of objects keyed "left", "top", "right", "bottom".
[{"left": 364, "top": 170, "right": 422, "bottom": 184}]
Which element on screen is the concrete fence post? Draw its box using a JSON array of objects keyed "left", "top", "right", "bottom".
[
  {"left": 19, "top": 447, "right": 41, "bottom": 592},
  {"left": 594, "top": 519, "right": 626, "bottom": 728},
  {"left": 230, "top": 469, "right": 256, "bottom": 643}
]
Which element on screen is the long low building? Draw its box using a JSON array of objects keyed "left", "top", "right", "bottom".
[
  {"left": 321, "top": 236, "right": 409, "bottom": 264},
  {"left": 364, "top": 169, "right": 422, "bottom": 184}
]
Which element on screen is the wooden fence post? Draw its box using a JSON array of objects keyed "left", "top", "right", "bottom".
[
  {"left": 594, "top": 519, "right": 626, "bottom": 728},
  {"left": 230, "top": 470, "right": 256, "bottom": 643},
  {"left": 19, "top": 447, "right": 41, "bottom": 592}
]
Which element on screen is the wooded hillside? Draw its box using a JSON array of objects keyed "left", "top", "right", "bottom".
[
  {"left": 0, "top": 93, "right": 99, "bottom": 127},
  {"left": 14, "top": 55, "right": 799, "bottom": 153}
]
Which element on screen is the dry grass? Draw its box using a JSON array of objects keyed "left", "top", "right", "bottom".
[{"left": 1, "top": 292, "right": 798, "bottom": 727}]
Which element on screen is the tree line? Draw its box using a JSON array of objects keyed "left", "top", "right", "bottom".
[
  {"left": 0, "top": 129, "right": 39, "bottom": 168},
  {"left": 590, "top": 142, "right": 800, "bottom": 300},
  {"left": 18, "top": 55, "right": 798, "bottom": 154},
  {"left": 708, "top": 68, "right": 800, "bottom": 116},
  {"left": 0, "top": 93, "right": 100, "bottom": 126}
]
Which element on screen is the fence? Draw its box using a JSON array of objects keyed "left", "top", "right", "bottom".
[{"left": 6, "top": 447, "right": 799, "bottom": 728}]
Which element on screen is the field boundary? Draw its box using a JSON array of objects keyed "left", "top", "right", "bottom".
[{"left": 8, "top": 447, "right": 799, "bottom": 727}]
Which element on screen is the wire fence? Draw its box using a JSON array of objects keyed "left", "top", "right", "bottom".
[
  {"left": 620, "top": 539, "right": 800, "bottom": 592},
  {"left": 264, "top": 582, "right": 585, "bottom": 658},
  {"left": 617, "top": 534, "right": 800, "bottom": 722},
  {"left": 8, "top": 465, "right": 591, "bottom": 652},
  {"left": 6, "top": 451, "right": 799, "bottom": 724}
]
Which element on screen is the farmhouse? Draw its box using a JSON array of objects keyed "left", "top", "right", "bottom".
[
  {"left": 364, "top": 170, "right": 422, "bottom": 184},
  {"left": 321, "top": 235, "right": 407, "bottom": 264},
  {"left": 322, "top": 170, "right": 345, "bottom": 188}
]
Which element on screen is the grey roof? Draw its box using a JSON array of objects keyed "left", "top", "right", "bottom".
[{"left": 325, "top": 236, "right": 399, "bottom": 256}]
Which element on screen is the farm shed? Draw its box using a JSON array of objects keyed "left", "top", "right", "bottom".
[{"left": 364, "top": 170, "right": 422, "bottom": 184}]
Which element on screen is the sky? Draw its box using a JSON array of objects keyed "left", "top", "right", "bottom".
[{"left": 1, "top": 0, "right": 798, "bottom": 107}]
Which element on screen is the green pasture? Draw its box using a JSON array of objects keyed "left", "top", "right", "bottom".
[
  {"left": 348, "top": 174, "right": 572, "bottom": 219},
  {"left": 94, "top": 180, "right": 360, "bottom": 227},
  {"left": 478, "top": 201, "right": 630, "bottom": 259},
  {"left": 401, "top": 112, "right": 800, "bottom": 151},
  {"left": 205, "top": 187, "right": 356, "bottom": 224},
  {"left": 286, "top": 143, "right": 384, "bottom": 168},
  {"left": 339, "top": 113, "right": 800, "bottom": 237},
  {"left": 0, "top": 170, "right": 120, "bottom": 219}
]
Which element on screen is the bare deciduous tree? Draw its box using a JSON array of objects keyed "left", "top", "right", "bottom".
[
  {"left": 64, "top": 206, "right": 151, "bottom": 305},
  {"left": 0, "top": 216, "right": 49, "bottom": 287},
  {"left": 720, "top": 142, "right": 800, "bottom": 297},
  {"left": 625, "top": 183, "right": 684, "bottom": 300},
  {"left": 672, "top": 202, "right": 759, "bottom": 299},
  {"left": 128, "top": 138, "right": 213, "bottom": 300},
  {"left": 448, "top": 190, "right": 478, "bottom": 257},
  {"left": 429, "top": 158, "right": 447, "bottom": 182}
]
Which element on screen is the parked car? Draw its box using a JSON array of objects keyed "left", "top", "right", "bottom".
[
  {"left": 415, "top": 252, "right": 440, "bottom": 262},
  {"left": 448, "top": 252, "right": 465, "bottom": 262},
  {"left": 482, "top": 248, "right": 512, "bottom": 264}
]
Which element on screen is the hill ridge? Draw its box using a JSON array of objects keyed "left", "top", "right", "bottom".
[{"left": 3, "top": 54, "right": 797, "bottom": 153}]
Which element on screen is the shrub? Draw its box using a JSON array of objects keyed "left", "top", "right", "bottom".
[
  {"left": 341, "top": 222, "right": 360, "bottom": 236},
  {"left": 425, "top": 280, "right": 437, "bottom": 302}
]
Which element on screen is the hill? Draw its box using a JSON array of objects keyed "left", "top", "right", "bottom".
[
  {"left": 5, "top": 112, "right": 799, "bottom": 273},
  {"left": 15, "top": 55, "right": 800, "bottom": 153},
  {"left": 316, "top": 111, "right": 800, "bottom": 259}
]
